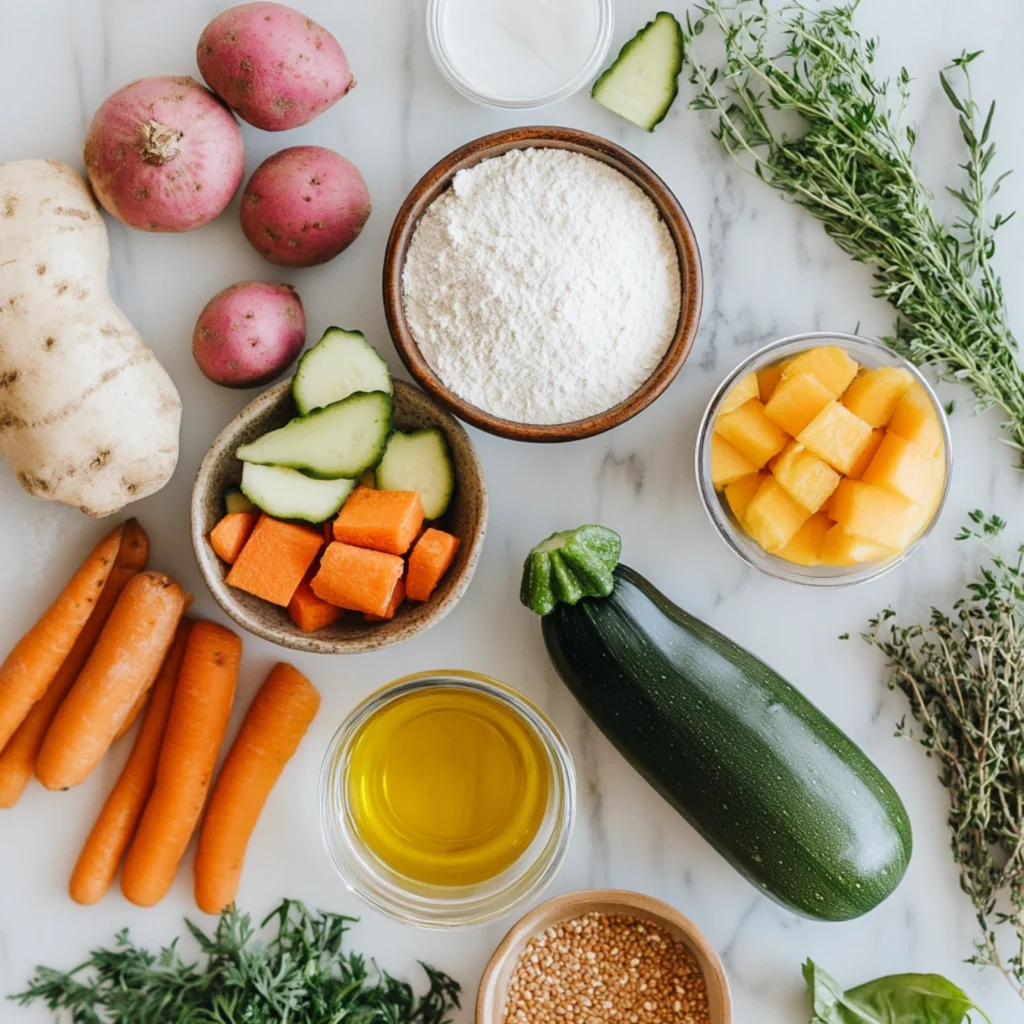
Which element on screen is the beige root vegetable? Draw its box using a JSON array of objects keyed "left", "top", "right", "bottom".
[{"left": 0, "top": 159, "right": 181, "bottom": 516}]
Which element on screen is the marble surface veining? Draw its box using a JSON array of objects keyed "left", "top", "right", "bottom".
[{"left": 2, "top": 1, "right": 1024, "bottom": 1021}]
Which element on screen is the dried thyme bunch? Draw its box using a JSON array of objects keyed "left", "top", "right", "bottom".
[
  {"left": 680, "top": 1, "right": 1024, "bottom": 462},
  {"left": 866, "top": 512, "right": 1024, "bottom": 1001}
]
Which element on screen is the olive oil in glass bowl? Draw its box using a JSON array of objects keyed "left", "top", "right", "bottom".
[{"left": 320, "top": 671, "right": 576, "bottom": 928}]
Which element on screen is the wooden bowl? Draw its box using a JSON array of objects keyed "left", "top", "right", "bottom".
[
  {"left": 476, "top": 889, "right": 731, "bottom": 1024},
  {"left": 191, "top": 379, "right": 488, "bottom": 655},
  {"left": 384, "top": 127, "right": 704, "bottom": 443}
]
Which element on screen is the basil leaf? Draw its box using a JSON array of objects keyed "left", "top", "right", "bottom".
[{"left": 803, "top": 960, "right": 993, "bottom": 1024}]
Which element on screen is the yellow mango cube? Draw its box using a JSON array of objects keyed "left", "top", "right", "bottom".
[
  {"left": 841, "top": 366, "right": 914, "bottom": 426},
  {"left": 827, "top": 479, "right": 862, "bottom": 523},
  {"left": 764, "top": 371, "right": 835, "bottom": 437},
  {"left": 772, "top": 444, "right": 841, "bottom": 513},
  {"left": 711, "top": 434, "right": 758, "bottom": 490},
  {"left": 783, "top": 346, "right": 859, "bottom": 397},
  {"left": 888, "top": 384, "right": 942, "bottom": 454},
  {"left": 778, "top": 512, "right": 833, "bottom": 567},
  {"left": 757, "top": 363, "right": 786, "bottom": 403},
  {"left": 724, "top": 472, "right": 767, "bottom": 522},
  {"left": 797, "top": 401, "right": 874, "bottom": 475},
  {"left": 744, "top": 478, "right": 811, "bottom": 552},
  {"left": 846, "top": 428, "right": 885, "bottom": 480},
  {"left": 820, "top": 524, "right": 896, "bottom": 566},
  {"left": 720, "top": 372, "right": 759, "bottom": 415},
  {"left": 829, "top": 481, "right": 922, "bottom": 550},
  {"left": 861, "top": 432, "right": 945, "bottom": 507},
  {"left": 715, "top": 399, "right": 789, "bottom": 469}
]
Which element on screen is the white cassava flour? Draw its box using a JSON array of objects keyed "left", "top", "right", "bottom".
[{"left": 402, "top": 148, "right": 681, "bottom": 424}]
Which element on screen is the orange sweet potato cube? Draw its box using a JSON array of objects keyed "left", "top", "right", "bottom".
[
  {"left": 333, "top": 487, "right": 424, "bottom": 555},
  {"left": 288, "top": 571, "right": 344, "bottom": 632},
  {"left": 226, "top": 515, "right": 324, "bottom": 607},
  {"left": 407, "top": 529, "right": 461, "bottom": 602},
  {"left": 311, "top": 542, "right": 404, "bottom": 617}
]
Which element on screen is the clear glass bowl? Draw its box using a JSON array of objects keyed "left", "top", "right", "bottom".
[
  {"left": 319, "top": 670, "right": 576, "bottom": 928},
  {"left": 695, "top": 332, "right": 952, "bottom": 587},
  {"left": 425, "top": 0, "right": 614, "bottom": 109}
]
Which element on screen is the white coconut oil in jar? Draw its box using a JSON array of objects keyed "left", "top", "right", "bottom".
[{"left": 427, "top": 0, "right": 614, "bottom": 109}]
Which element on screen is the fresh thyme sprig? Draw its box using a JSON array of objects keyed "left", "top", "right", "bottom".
[
  {"left": 9, "top": 900, "right": 462, "bottom": 1023},
  {"left": 866, "top": 512, "right": 1024, "bottom": 1001},
  {"left": 680, "top": 1, "right": 1024, "bottom": 461}
]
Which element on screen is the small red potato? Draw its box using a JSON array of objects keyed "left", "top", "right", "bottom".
[
  {"left": 240, "top": 146, "right": 371, "bottom": 268},
  {"left": 192, "top": 281, "right": 306, "bottom": 388},
  {"left": 197, "top": 2, "right": 354, "bottom": 132}
]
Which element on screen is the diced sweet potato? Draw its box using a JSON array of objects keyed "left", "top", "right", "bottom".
[
  {"left": 407, "top": 529, "right": 461, "bottom": 602},
  {"left": 288, "top": 571, "right": 344, "bottom": 632},
  {"left": 720, "top": 372, "right": 759, "bottom": 415},
  {"left": 365, "top": 575, "right": 406, "bottom": 622},
  {"left": 861, "top": 432, "right": 945, "bottom": 506},
  {"left": 209, "top": 511, "right": 259, "bottom": 565},
  {"left": 715, "top": 399, "right": 789, "bottom": 469},
  {"left": 778, "top": 512, "right": 832, "bottom": 567},
  {"left": 312, "top": 542, "right": 404, "bottom": 618},
  {"left": 333, "top": 487, "right": 424, "bottom": 556},
  {"left": 841, "top": 366, "right": 914, "bottom": 426},
  {"left": 764, "top": 371, "right": 834, "bottom": 437},
  {"left": 888, "top": 384, "right": 942, "bottom": 454},
  {"left": 797, "top": 401, "right": 874, "bottom": 475},
  {"left": 711, "top": 434, "right": 758, "bottom": 490},
  {"left": 771, "top": 444, "right": 841, "bottom": 513},
  {"left": 783, "top": 346, "right": 859, "bottom": 397},
  {"left": 724, "top": 472, "right": 767, "bottom": 522},
  {"left": 226, "top": 515, "right": 324, "bottom": 607},
  {"left": 743, "top": 478, "right": 811, "bottom": 553}
]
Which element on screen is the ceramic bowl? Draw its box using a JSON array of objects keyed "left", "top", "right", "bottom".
[
  {"left": 476, "top": 889, "right": 732, "bottom": 1024},
  {"left": 191, "top": 379, "right": 488, "bottom": 654},
  {"left": 384, "top": 126, "right": 704, "bottom": 442}
]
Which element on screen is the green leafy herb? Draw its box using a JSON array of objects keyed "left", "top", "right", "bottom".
[
  {"left": 681, "top": 1, "right": 1024, "bottom": 462},
  {"left": 804, "top": 960, "right": 991, "bottom": 1023},
  {"left": 865, "top": 513, "right": 1024, "bottom": 1001},
  {"left": 9, "top": 900, "right": 461, "bottom": 1023}
]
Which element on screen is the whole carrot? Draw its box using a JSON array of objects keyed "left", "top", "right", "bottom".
[
  {"left": 121, "top": 621, "right": 241, "bottom": 908},
  {"left": 0, "top": 521, "right": 149, "bottom": 808},
  {"left": 0, "top": 522, "right": 126, "bottom": 751},
  {"left": 35, "top": 571, "right": 186, "bottom": 791},
  {"left": 194, "top": 663, "right": 320, "bottom": 914},
  {"left": 69, "top": 619, "right": 192, "bottom": 906}
]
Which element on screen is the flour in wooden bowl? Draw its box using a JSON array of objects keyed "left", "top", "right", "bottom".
[{"left": 401, "top": 148, "right": 681, "bottom": 425}]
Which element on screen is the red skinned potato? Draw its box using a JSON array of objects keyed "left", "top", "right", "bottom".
[
  {"left": 84, "top": 76, "right": 245, "bottom": 232},
  {"left": 240, "top": 146, "right": 370, "bottom": 268},
  {"left": 197, "top": 2, "right": 354, "bottom": 131},
  {"left": 193, "top": 281, "right": 306, "bottom": 388}
]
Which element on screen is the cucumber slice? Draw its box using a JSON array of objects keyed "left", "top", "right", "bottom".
[
  {"left": 591, "top": 12, "right": 683, "bottom": 132},
  {"left": 376, "top": 428, "right": 455, "bottom": 520},
  {"left": 223, "top": 485, "right": 255, "bottom": 515},
  {"left": 236, "top": 391, "right": 392, "bottom": 480},
  {"left": 240, "top": 463, "right": 356, "bottom": 523},
  {"left": 293, "top": 328, "right": 392, "bottom": 415}
]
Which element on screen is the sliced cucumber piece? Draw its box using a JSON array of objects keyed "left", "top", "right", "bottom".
[
  {"left": 240, "top": 463, "right": 356, "bottom": 523},
  {"left": 236, "top": 391, "right": 392, "bottom": 480},
  {"left": 591, "top": 12, "right": 683, "bottom": 132},
  {"left": 224, "top": 485, "right": 255, "bottom": 515},
  {"left": 376, "top": 428, "right": 455, "bottom": 520},
  {"left": 293, "top": 328, "right": 392, "bottom": 415}
]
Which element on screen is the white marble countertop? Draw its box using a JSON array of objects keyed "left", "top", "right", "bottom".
[{"left": 2, "top": 1, "right": 1024, "bottom": 1021}]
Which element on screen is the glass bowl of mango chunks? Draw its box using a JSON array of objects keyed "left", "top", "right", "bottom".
[{"left": 696, "top": 332, "right": 952, "bottom": 586}]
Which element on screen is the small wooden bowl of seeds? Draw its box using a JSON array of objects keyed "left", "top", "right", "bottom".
[{"left": 477, "top": 889, "right": 730, "bottom": 1024}]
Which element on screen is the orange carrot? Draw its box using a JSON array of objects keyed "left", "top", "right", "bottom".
[
  {"left": 226, "top": 515, "right": 323, "bottom": 607},
  {"left": 0, "top": 522, "right": 127, "bottom": 752},
  {"left": 364, "top": 574, "right": 406, "bottom": 622},
  {"left": 209, "top": 511, "right": 259, "bottom": 565},
  {"left": 35, "top": 572, "right": 187, "bottom": 791},
  {"left": 121, "top": 621, "right": 241, "bottom": 908},
  {"left": 288, "top": 571, "right": 343, "bottom": 632},
  {"left": 332, "top": 487, "right": 424, "bottom": 555},
  {"left": 406, "top": 529, "right": 461, "bottom": 602},
  {"left": 194, "top": 662, "right": 320, "bottom": 913},
  {"left": 0, "top": 521, "right": 149, "bottom": 809},
  {"left": 68, "top": 619, "right": 192, "bottom": 905},
  {"left": 311, "top": 542, "right": 404, "bottom": 617}
]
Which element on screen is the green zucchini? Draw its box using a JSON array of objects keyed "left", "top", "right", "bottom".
[{"left": 520, "top": 526, "right": 912, "bottom": 921}]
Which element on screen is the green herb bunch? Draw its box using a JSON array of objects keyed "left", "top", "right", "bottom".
[
  {"left": 680, "top": 1, "right": 1024, "bottom": 461},
  {"left": 866, "top": 512, "right": 1024, "bottom": 1001},
  {"left": 10, "top": 900, "right": 461, "bottom": 1023}
]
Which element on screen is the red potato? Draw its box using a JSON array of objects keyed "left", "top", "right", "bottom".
[
  {"left": 84, "top": 76, "right": 245, "bottom": 232},
  {"left": 192, "top": 281, "right": 306, "bottom": 388},
  {"left": 240, "top": 146, "right": 370, "bottom": 268},
  {"left": 197, "top": 2, "right": 354, "bottom": 132}
]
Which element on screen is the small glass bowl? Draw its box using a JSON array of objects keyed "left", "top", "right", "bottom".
[
  {"left": 695, "top": 332, "right": 952, "bottom": 588},
  {"left": 319, "top": 670, "right": 576, "bottom": 928},
  {"left": 425, "top": 0, "right": 615, "bottom": 110}
]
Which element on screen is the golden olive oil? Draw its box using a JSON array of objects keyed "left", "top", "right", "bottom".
[{"left": 347, "top": 686, "right": 550, "bottom": 886}]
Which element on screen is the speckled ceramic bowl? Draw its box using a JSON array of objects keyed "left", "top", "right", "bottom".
[{"left": 191, "top": 379, "right": 488, "bottom": 654}]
